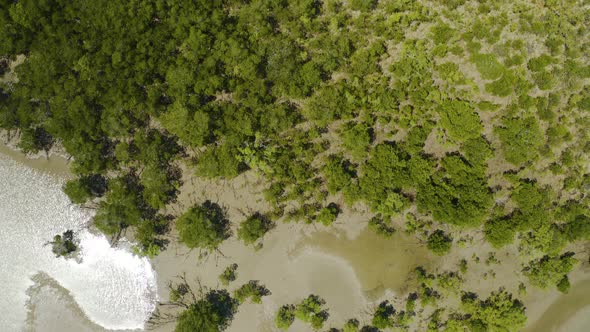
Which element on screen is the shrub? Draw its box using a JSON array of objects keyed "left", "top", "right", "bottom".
[
  {"left": 294, "top": 295, "right": 330, "bottom": 330},
  {"left": 495, "top": 117, "right": 543, "bottom": 165},
  {"left": 237, "top": 213, "right": 274, "bottom": 246},
  {"left": 484, "top": 217, "right": 517, "bottom": 248},
  {"left": 219, "top": 264, "right": 238, "bottom": 286},
  {"left": 460, "top": 290, "right": 526, "bottom": 332},
  {"left": 471, "top": 53, "right": 505, "bottom": 80},
  {"left": 316, "top": 203, "right": 340, "bottom": 226},
  {"left": 368, "top": 215, "right": 396, "bottom": 238},
  {"left": 427, "top": 230, "right": 452, "bottom": 255},
  {"left": 233, "top": 280, "right": 271, "bottom": 304},
  {"left": 323, "top": 155, "right": 356, "bottom": 194},
  {"left": 177, "top": 201, "right": 231, "bottom": 251},
  {"left": 350, "top": 0, "right": 378, "bottom": 11},
  {"left": 275, "top": 305, "right": 296, "bottom": 330},
  {"left": 523, "top": 253, "right": 577, "bottom": 290},
  {"left": 175, "top": 290, "right": 238, "bottom": 332},
  {"left": 557, "top": 276, "right": 571, "bottom": 293},
  {"left": 340, "top": 121, "right": 372, "bottom": 160},
  {"left": 372, "top": 301, "right": 394, "bottom": 329},
  {"left": 485, "top": 70, "right": 518, "bottom": 97}
]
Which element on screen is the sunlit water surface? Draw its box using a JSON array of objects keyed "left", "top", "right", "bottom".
[{"left": 0, "top": 154, "right": 158, "bottom": 330}]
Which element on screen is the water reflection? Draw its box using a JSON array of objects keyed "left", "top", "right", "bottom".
[
  {"left": 0, "top": 153, "right": 158, "bottom": 330},
  {"left": 293, "top": 227, "right": 434, "bottom": 298}
]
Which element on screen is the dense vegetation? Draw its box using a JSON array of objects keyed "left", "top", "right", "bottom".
[{"left": 1, "top": 0, "right": 589, "bottom": 330}]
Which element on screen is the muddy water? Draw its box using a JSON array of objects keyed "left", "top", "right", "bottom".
[
  {"left": 3, "top": 144, "right": 590, "bottom": 332},
  {"left": 0, "top": 147, "right": 158, "bottom": 331},
  {"left": 294, "top": 228, "right": 434, "bottom": 297},
  {"left": 526, "top": 279, "right": 590, "bottom": 332},
  {"left": 152, "top": 223, "right": 434, "bottom": 332},
  {"left": 0, "top": 144, "right": 71, "bottom": 178}
]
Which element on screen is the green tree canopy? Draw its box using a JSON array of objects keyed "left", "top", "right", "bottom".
[
  {"left": 237, "top": 213, "right": 274, "bottom": 246},
  {"left": 460, "top": 289, "right": 527, "bottom": 332},
  {"left": 427, "top": 230, "right": 453, "bottom": 255},
  {"left": 175, "top": 290, "right": 238, "bottom": 332},
  {"left": 495, "top": 116, "right": 544, "bottom": 165},
  {"left": 177, "top": 201, "right": 231, "bottom": 251},
  {"left": 524, "top": 253, "right": 577, "bottom": 290}
]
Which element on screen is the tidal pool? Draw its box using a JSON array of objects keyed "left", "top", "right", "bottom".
[{"left": 0, "top": 152, "right": 158, "bottom": 330}]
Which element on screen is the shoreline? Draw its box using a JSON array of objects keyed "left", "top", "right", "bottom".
[{"left": 1, "top": 143, "right": 590, "bottom": 331}]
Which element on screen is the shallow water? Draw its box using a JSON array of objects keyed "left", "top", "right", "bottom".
[
  {"left": 0, "top": 152, "right": 158, "bottom": 330},
  {"left": 3, "top": 145, "right": 590, "bottom": 332},
  {"left": 294, "top": 227, "right": 433, "bottom": 297},
  {"left": 526, "top": 278, "right": 590, "bottom": 332}
]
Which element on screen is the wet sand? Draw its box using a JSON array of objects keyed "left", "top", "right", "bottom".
[
  {"left": 525, "top": 277, "right": 590, "bottom": 332},
  {"left": 25, "top": 274, "right": 107, "bottom": 332},
  {"left": 0, "top": 143, "right": 71, "bottom": 178},
  {"left": 3, "top": 143, "right": 590, "bottom": 332}
]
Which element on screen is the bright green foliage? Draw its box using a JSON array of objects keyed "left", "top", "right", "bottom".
[
  {"left": 294, "top": 295, "right": 330, "bottom": 330},
  {"left": 484, "top": 215, "right": 518, "bottom": 248},
  {"left": 175, "top": 290, "right": 238, "bottom": 332},
  {"left": 495, "top": 117, "right": 544, "bottom": 165},
  {"left": 404, "top": 124, "right": 433, "bottom": 154},
  {"left": 427, "top": 230, "right": 453, "bottom": 255},
  {"left": 439, "top": 100, "right": 483, "bottom": 142},
  {"left": 431, "top": 23, "right": 456, "bottom": 45},
  {"left": 471, "top": 53, "right": 505, "bottom": 80},
  {"left": 350, "top": 0, "right": 378, "bottom": 12},
  {"left": 237, "top": 213, "right": 274, "bottom": 246},
  {"left": 416, "top": 267, "right": 440, "bottom": 307},
  {"left": 63, "top": 174, "right": 108, "bottom": 204},
  {"left": 195, "top": 143, "right": 245, "bottom": 179},
  {"left": 17, "top": 127, "right": 54, "bottom": 154},
  {"left": 462, "top": 136, "right": 492, "bottom": 167},
  {"left": 316, "top": 204, "right": 340, "bottom": 226},
  {"left": 368, "top": 215, "right": 396, "bottom": 238},
  {"left": 436, "top": 62, "right": 467, "bottom": 85},
  {"left": 219, "top": 264, "right": 238, "bottom": 286},
  {"left": 372, "top": 301, "right": 395, "bottom": 329},
  {"left": 233, "top": 280, "right": 270, "bottom": 304},
  {"left": 93, "top": 176, "right": 144, "bottom": 236},
  {"left": 370, "top": 300, "right": 413, "bottom": 329},
  {"left": 304, "top": 82, "right": 355, "bottom": 126},
  {"left": 459, "top": 259, "right": 468, "bottom": 274},
  {"left": 417, "top": 155, "right": 492, "bottom": 227},
  {"left": 406, "top": 293, "right": 418, "bottom": 313},
  {"left": 134, "top": 216, "right": 171, "bottom": 257},
  {"left": 460, "top": 290, "right": 526, "bottom": 332},
  {"left": 340, "top": 122, "right": 372, "bottom": 160},
  {"left": 389, "top": 40, "right": 436, "bottom": 108},
  {"left": 534, "top": 71, "right": 554, "bottom": 90},
  {"left": 349, "top": 41, "right": 386, "bottom": 77},
  {"left": 159, "top": 102, "right": 211, "bottom": 147},
  {"left": 485, "top": 70, "right": 521, "bottom": 97},
  {"left": 510, "top": 180, "right": 554, "bottom": 233},
  {"left": 437, "top": 272, "right": 463, "bottom": 293},
  {"left": 557, "top": 275, "right": 571, "bottom": 293},
  {"left": 275, "top": 305, "right": 296, "bottom": 330},
  {"left": 523, "top": 253, "right": 577, "bottom": 290},
  {"left": 358, "top": 143, "right": 427, "bottom": 216},
  {"left": 176, "top": 201, "right": 231, "bottom": 251},
  {"left": 527, "top": 54, "right": 554, "bottom": 72},
  {"left": 323, "top": 155, "right": 356, "bottom": 195},
  {"left": 343, "top": 319, "right": 360, "bottom": 332},
  {"left": 563, "top": 215, "right": 590, "bottom": 242}
]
